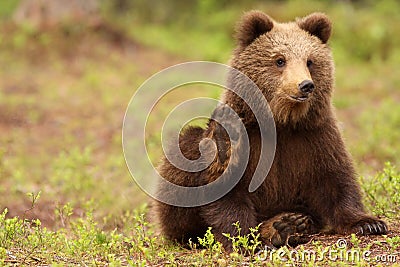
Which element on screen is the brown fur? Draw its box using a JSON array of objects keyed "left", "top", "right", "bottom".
[{"left": 154, "top": 11, "right": 387, "bottom": 251}]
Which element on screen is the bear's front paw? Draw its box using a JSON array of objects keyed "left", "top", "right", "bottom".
[
  {"left": 260, "top": 213, "right": 317, "bottom": 248},
  {"left": 353, "top": 218, "right": 388, "bottom": 235}
]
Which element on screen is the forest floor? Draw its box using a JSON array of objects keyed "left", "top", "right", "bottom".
[{"left": 0, "top": 19, "right": 399, "bottom": 266}]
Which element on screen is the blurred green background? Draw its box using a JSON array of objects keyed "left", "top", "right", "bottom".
[{"left": 0, "top": 0, "right": 399, "bottom": 228}]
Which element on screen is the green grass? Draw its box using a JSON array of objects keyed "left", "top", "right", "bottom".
[
  {"left": 362, "top": 163, "right": 400, "bottom": 219},
  {"left": 1, "top": 0, "right": 400, "bottom": 265},
  {"left": 0, "top": 203, "right": 158, "bottom": 266},
  {"left": 1, "top": 171, "right": 400, "bottom": 265}
]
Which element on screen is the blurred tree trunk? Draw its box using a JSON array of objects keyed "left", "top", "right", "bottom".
[{"left": 13, "top": 0, "right": 100, "bottom": 29}]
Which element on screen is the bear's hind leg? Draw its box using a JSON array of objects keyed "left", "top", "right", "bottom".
[
  {"left": 260, "top": 212, "right": 320, "bottom": 248},
  {"left": 155, "top": 202, "right": 207, "bottom": 246}
]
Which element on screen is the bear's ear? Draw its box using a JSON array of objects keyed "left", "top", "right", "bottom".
[
  {"left": 236, "top": 10, "right": 274, "bottom": 47},
  {"left": 297, "top": 13, "right": 331, "bottom": 44}
]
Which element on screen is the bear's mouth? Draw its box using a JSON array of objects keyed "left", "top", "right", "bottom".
[{"left": 289, "top": 95, "right": 309, "bottom": 102}]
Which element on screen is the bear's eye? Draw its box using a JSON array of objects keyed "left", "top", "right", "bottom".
[
  {"left": 275, "top": 58, "right": 286, "bottom": 67},
  {"left": 307, "top": 59, "right": 313, "bottom": 68}
]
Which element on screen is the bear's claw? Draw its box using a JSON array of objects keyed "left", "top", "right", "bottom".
[{"left": 354, "top": 220, "right": 388, "bottom": 235}]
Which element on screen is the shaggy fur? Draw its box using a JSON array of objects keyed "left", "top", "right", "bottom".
[{"left": 154, "top": 11, "right": 388, "bottom": 251}]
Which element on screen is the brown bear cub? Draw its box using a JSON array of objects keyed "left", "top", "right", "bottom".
[{"left": 154, "top": 11, "right": 388, "bottom": 251}]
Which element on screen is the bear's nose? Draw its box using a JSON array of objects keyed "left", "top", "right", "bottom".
[{"left": 298, "top": 80, "right": 315, "bottom": 94}]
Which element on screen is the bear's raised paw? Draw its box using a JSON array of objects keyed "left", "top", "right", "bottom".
[
  {"left": 210, "top": 104, "right": 243, "bottom": 164},
  {"left": 211, "top": 104, "right": 242, "bottom": 142}
]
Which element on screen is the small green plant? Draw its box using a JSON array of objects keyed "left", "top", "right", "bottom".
[
  {"left": 350, "top": 233, "right": 361, "bottom": 248},
  {"left": 385, "top": 236, "right": 400, "bottom": 253},
  {"left": 362, "top": 162, "right": 400, "bottom": 218},
  {"left": 24, "top": 191, "right": 41, "bottom": 214},
  {"left": 197, "top": 227, "right": 223, "bottom": 263},
  {"left": 222, "top": 222, "right": 262, "bottom": 262},
  {"left": 55, "top": 202, "right": 74, "bottom": 227},
  {"left": 132, "top": 212, "right": 156, "bottom": 263}
]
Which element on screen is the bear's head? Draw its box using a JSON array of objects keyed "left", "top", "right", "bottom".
[{"left": 227, "top": 11, "right": 334, "bottom": 126}]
